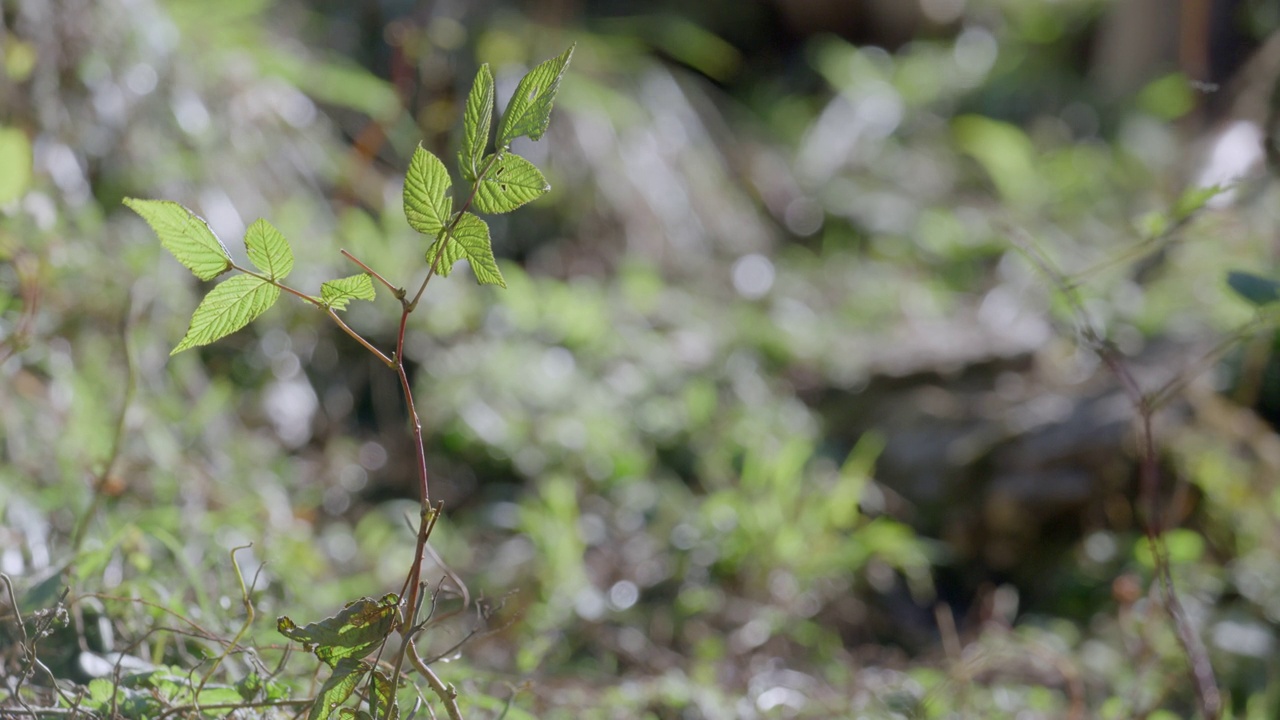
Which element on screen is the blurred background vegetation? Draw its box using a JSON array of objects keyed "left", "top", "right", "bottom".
[{"left": 7, "top": 0, "right": 1280, "bottom": 717}]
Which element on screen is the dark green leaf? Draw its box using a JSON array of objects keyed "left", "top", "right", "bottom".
[
  {"left": 460, "top": 64, "right": 495, "bottom": 182},
  {"left": 496, "top": 45, "right": 574, "bottom": 148},
  {"left": 473, "top": 153, "right": 549, "bottom": 214},
  {"left": 321, "top": 274, "right": 376, "bottom": 311},
  {"left": 309, "top": 657, "right": 367, "bottom": 720},
  {"left": 124, "top": 198, "right": 232, "bottom": 281},
  {"left": 403, "top": 145, "right": 452, "bottom": 238},
  {"left": 172, "top": 274, "right": 279, "bottom": 354},
  {"left": 370, "top": 670, "right": 399, "bottom": 720},
  {"left": 277, "top": 594, "right": 399, "bottom": 668},
  {"left": 234, "top": 671, "right": 290, "bottom": 702},
  {"left": 1227, "top": 270, "right": 1280, "bottom": 307},
  {"left": 236, "top": 672, "right": 264, "bottom": 701},
  {"left": 245, "top": 218, "right": 294, "bottom": 280},
  {"left": 425, "top": 213, "right": 505, "bottom": 288}
]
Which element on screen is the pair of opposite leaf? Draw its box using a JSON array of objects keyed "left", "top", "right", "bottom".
[{"left": 125, "top": 45, "right": 574, "bottom": 356}]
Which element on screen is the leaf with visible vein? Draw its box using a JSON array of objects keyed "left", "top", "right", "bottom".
[
  {"left": 424, "top": 213, "right": 505, "bottom": 287},
  {"left": 244, "top": 218, "right": 294, "bottom": 280},
  {"left": 496, "top": 45, "right": 574, "bottom": 148},
  {"left": 321, "top": 274, "right": 376, "bottom": 311},
  {"left": 473, "top": 153, "right": 549, "bottom": 214},
  {"left": 172, "top": 275, "right": 279, "bottom": 354},
  {"left": 124, "top": 198, "right": 231, "bottom": 280},
  {"left": 460, "top": 64, "right": 494, "bottom": 182},
  {"left": 276, "top": 594, "right": 399, "bottom": 668},
  {"left": 403, "top": 145, "right": 452, "bottom": 237},
  {"left": 308, "top": 657, "right": 367, "bottom": 720},
  {"left": 423, "top": 225, "right": 465, "bottom": 280}
]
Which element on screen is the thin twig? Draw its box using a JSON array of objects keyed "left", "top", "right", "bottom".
[
  {"left": 1008, "top": 225, "right": 1223, "bottom": 718},
  {"left": 407, "top": 640, "right": 464, "bottom": 720},
  {"left": 341, "top": 249, "right": 403, "bottom": 298},
  {"left": 0, "top": 250, "right": 40, "bottom": 366},
  {"left": 71, "top": 294, "right": 137, "bottom": 551},
  {"left": 194, "top": 544, "right": 256, "bottom": 701},
  {"left": 1, "top": 573, "right": 36, "bottom": 717}
]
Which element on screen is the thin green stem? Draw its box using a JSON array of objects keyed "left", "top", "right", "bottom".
[
  {"left": 194, "top": 545, "right": 255, "bottom": 702},
  {"left": 71, "top": 295, "right": 137, "bottom": 552}
]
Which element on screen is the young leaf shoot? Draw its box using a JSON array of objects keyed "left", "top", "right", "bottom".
[
  {"left": 496, "top": 44, "right": 575, "bottom": 149},
  {"left": 460, "top": 63, "right": 495, "bottom": 182}
]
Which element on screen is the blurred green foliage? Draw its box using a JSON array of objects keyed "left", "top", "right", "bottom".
[{"left": 7, "top": 0, "right": 1280, "bottom": 717}]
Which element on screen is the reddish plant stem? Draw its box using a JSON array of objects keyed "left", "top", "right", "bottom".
[
  {"left": 266, "top": 148, "right": 504, "bottom": 720},
  {"left": 1011, "top": 229, "right": 1222, "bottom": 719},
  {"left": 341, "top": 249, "right": 403, "bottom": 298},
  {"left": 375, "top": 151, "right": 504, "bottom": 720}
]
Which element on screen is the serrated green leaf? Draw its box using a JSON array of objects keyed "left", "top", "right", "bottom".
[
  {"left": 1227, "top": 270, "right": 1280, "bottom": 307},
  {"left": 404, "top": 145, "right": 452, "bottom": 237},
  {"left": 321, "top": 274, "right": 376, "bottom": 311},
  {"left": 277, "top": 594, "right": 399, "bottom": 668},
  {"left": 124, "top": 198, "right": 232, "bottom": 281},
  {"left": 460, "top": 64, "right": 495, "bottom": 182},
  {"left": 425, "top": 213, "right": 505, "bottom": 287},
  {"left": 88, "top": 678, "right": 116, "bottom": 706},
  {"left": 496, "top": 45, "right": 574, "bottom": 148},
  {"left": 309, "top": 657, "right": 367, "bottom": 720},
  {"left": 172, "top": 274, "right": 279, "bottom": 354},
  {"left": 245, "top": 218, "right": 294, "bottom": 280},
  {"left": 473, "top": 153, "right": 549, "bottom": 214},
  {"left": 424, "top": 224, "right": 465, "bottom": 279}
]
